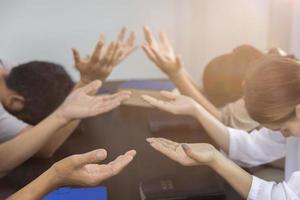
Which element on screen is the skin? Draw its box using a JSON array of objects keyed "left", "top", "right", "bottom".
[
  {"left": 8, "top": 149, "right": 136, "bottom": 200},
  {"left": 0, "top": 80, "right": 130, "bottom": 175},
  {"left": 142, "top": 91, "right": 300, "bottom": 199},
  {"left": 0, "top": 27, "right": 136, "bottom": 159}
]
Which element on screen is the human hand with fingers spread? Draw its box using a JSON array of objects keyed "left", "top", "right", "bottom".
[
  {"left": 56, "top": 80, "right": 131, "bottom": 123},
  {"left": 142, "top": 91, "right": 200, "bottom": 117},
  {"left": 142, "top": 26, "right": 184, "bottom": 78},
  {"left": 72, "top": 27, "right": 137, "bottom": 83},
  {"left": 146, "top": 137, "right": 217, "bottom": 166}
]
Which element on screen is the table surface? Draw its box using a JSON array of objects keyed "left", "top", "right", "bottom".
[{"left": 0, "top": 80, "right": 243, "bottom": 200}]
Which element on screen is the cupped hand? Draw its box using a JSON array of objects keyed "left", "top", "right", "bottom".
[
  {"left": 51, "top": 149, "right": 136, "bottom": 187},
  {"left": 146, "top": 138, "right": 216, "bottom": 166}
]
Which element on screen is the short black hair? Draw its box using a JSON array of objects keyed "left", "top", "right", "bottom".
[{"left": 5, "top": 61, "right": 74, "bottom": 125}]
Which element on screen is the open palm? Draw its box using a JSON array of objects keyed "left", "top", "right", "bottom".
[
  {"left": 146, "top": 138, "right": 216, "bottom": 166},
  {"left": 142, "top": 26, "right": 183, "bottom": 76},
  {"left": 59, "top": 80, "right": 130, "bottom": 121},
  {"left": 52, "top": 149, "right": 136, "bottom": 187},
  {"left": 142, "top": 91, "right": 199, "bottom": 116}
]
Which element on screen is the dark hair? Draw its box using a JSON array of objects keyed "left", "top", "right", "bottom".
[{"left": 5, "top": 61, "right": 74, "bottom": 125}]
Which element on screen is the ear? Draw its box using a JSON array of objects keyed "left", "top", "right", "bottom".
[
  {"left": 7, "top": 94, "right": 25, "bottom": 112},
  {"left": 295, "top": 104, "right": 300, "bottom": 119}
]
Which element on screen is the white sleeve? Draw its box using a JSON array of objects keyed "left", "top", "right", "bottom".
[
  {"left": 0, "top": 105, "right": 28, "bottom": 143},
  {"left": 248, "top": 172, "right": 300, "bottom": 200},
  {"left": 228, "top": 127, "right": 286, "bottom": 167}
]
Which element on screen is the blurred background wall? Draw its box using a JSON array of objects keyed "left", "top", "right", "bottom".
[{"left": 0, "top": 0, "right": 298, "bottom": 84}]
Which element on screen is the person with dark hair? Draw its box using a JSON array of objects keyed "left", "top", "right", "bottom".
[
  {"left": 0, "top": 27, "right": 137, "bottom": 177},
  {"left": 4, "top": 61, "right": 74, "bottom": 125}
]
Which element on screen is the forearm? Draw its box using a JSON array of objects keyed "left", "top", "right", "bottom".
[
  {"left": 8, "top": 168, "right": 58, "bottom": 200},
  {"left": 211, "top": 151, "right": 252, "bottom": 198},
  {"left": 36, "top": 120, "right": 80, "bottom": 158},
  {"left": 194, "top": 105, "right": 230, "bottom": 152},
  {"left": 169, "top": 70, "right": 221, "bottom": 120},
  {"left": 0, "top": 112, "right": 67, "bottom": 173}
]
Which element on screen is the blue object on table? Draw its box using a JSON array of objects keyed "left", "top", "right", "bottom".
[
  {"left": 119, "top": 80, "right": 175, "bottom": 91},
  {"left": 43, "top": 186, "right": 107, "bottom": 200}
]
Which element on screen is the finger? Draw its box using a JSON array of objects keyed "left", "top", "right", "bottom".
[
  {"left": 118, "top": 27, "right": 127, "bottom": 42},
  {"left": 142, "top": 44, "right": 158, "bottom": 64},
  {"left": 90, "top": 100, "right": 122, "bottom": 114},
  {"left": 80, "top": 80, "right": 102, "bottom": 94},
  {"left": 100, "top": 42, "right": 115, "bottom": 66},
  {"left": 149, "top": 141, "right": 179, "bottom": 161},
  {"left": 141, "top": 95, "right": 174, "bottom": 112},
  {"left": 107, "top": 41, "right": 121, "bottom": 67},
  {"left": 159, "top": 91, "right": 177, "bottom": 100},
  {"left": 72, "top": 149, "right": 107, "bottom": 166},
  {"left": 101, "top": 92, "right": 131, "bottom": 102},
  {"left": 108, "top": 151, "right": 136, "bottom": 174},
  {"left": 182, "top": 144, "right": 203, "bottom": 163},
  {"left": 150, "top": 46, "right": 166, "bottom": 64},
  {"left": 101, "top": 90, "right": 131, "bottom": 99},
  {"left": 72, "top": 48, "right": 82, "bottom": 67},
  {"left": 126, "top": 31, "right": 136, "bottom": 48},
  {"left": 156, "top": 138, "right": 179, "bottom": 149},
  {"left": 159, "top": 32, "right": 172, "bottom": 50},
  {"left": 90, "top": 36, "right": 105, "bottom": 64},
  {"left": 143, "top": 25, "right": 156, "bottom": 45}
]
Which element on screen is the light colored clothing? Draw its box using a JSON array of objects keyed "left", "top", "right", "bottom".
[
  {"left": 221, "top": 98, "right": 260, "bottom": 131},
  {"left": 228, "top": 127, "right": 300, "bottom": 199},
  {"left": 0, "top": 59, "right": 28, "bottom": 143}
]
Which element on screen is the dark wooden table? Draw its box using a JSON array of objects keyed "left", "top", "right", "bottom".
[{"left": 0, "top": 80, "right": 243, "bottom": 200}]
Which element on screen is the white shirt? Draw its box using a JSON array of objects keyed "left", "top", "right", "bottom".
[
  {"left": 228, "top": 127, "right": 300, "bottom": 199},
  {"left": 0, "top": 59, "right": 28, "bottom": 143}
]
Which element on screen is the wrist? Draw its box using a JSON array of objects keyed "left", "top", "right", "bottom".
[
  {"left": 168, "top": 68, "right": 186, "bottom": 81},
  {"left": 43, "top": 168, "right": 61, "bottom": 189},
  {"left": 52, "top": 109, "right": 71, "bottom": 126},
  {"left": 209, "top": 150, "right": 227, "bottom": 171}
]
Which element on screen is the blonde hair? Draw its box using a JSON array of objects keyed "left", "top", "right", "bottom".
[
  {"left": 244, "top": 56, "right": 300, "bottom": 124},
  {"left": 203, "top": 45, "right": 263, "bottom": 106}
]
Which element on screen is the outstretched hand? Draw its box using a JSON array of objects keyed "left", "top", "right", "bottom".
[
  {"left": 146, "top": 138, "right": 216, "bottom": 166},
  {"left": 56, "top": 80, "right": 130, "bottom": 123},
  {"left": 142, "top": 26, "right": 183, "bottom": 77},
  {"left": 73, "top": 27, "right": 137, "bottom": 82},
  {"left": 142, "top": 91, "right": 200, "bottom": 117},
  {"left": 51, "top": 149, "right": 136, "bottom": 187}
]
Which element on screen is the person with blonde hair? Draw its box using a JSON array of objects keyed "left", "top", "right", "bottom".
[{"left": 142, "top": 56, "right": 300, "bottom": 199}]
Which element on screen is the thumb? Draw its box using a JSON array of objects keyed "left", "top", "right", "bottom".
[
  {"left": 181, "top": 144, "right": 203, "bottom": 162},
  {"left": 73, "top": 149, "right": 107, "bottom": 166},
  {"left": 80, "top": 80, "right": 102, "bottom": 95}
]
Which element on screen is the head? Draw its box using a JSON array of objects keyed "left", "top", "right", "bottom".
[
  {"left": 203, "top": 45, "right": 264, "bottom": 107},
  {"left": 0, "top": 61, "right": 74, "bottom": 125},
  {"left": 244, "top": 56, "right": 300, "bottom": 137}
]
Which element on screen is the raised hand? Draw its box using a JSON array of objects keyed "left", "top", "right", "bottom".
[
  {"left": 50, "top": 149, "right": 136, "bottom": 187},
  {"left": 142, "top": 91, "right": 200, "bottom": 117},
  {"left": 146, "top": 138, "right": 216, "bottom": 166},
  {"left": 72, "top": 27, "right": 137, "bottom": 83},
  {"left": 56, "top": 80, "right": 130, "bottom": 122},
  {"left": 142, "top": 26, "right": 183, "bottom": 77}
]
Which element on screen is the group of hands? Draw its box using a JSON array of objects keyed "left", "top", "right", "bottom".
[{"left": 50, "top": 26, "right": 217, "bottom": 189}]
